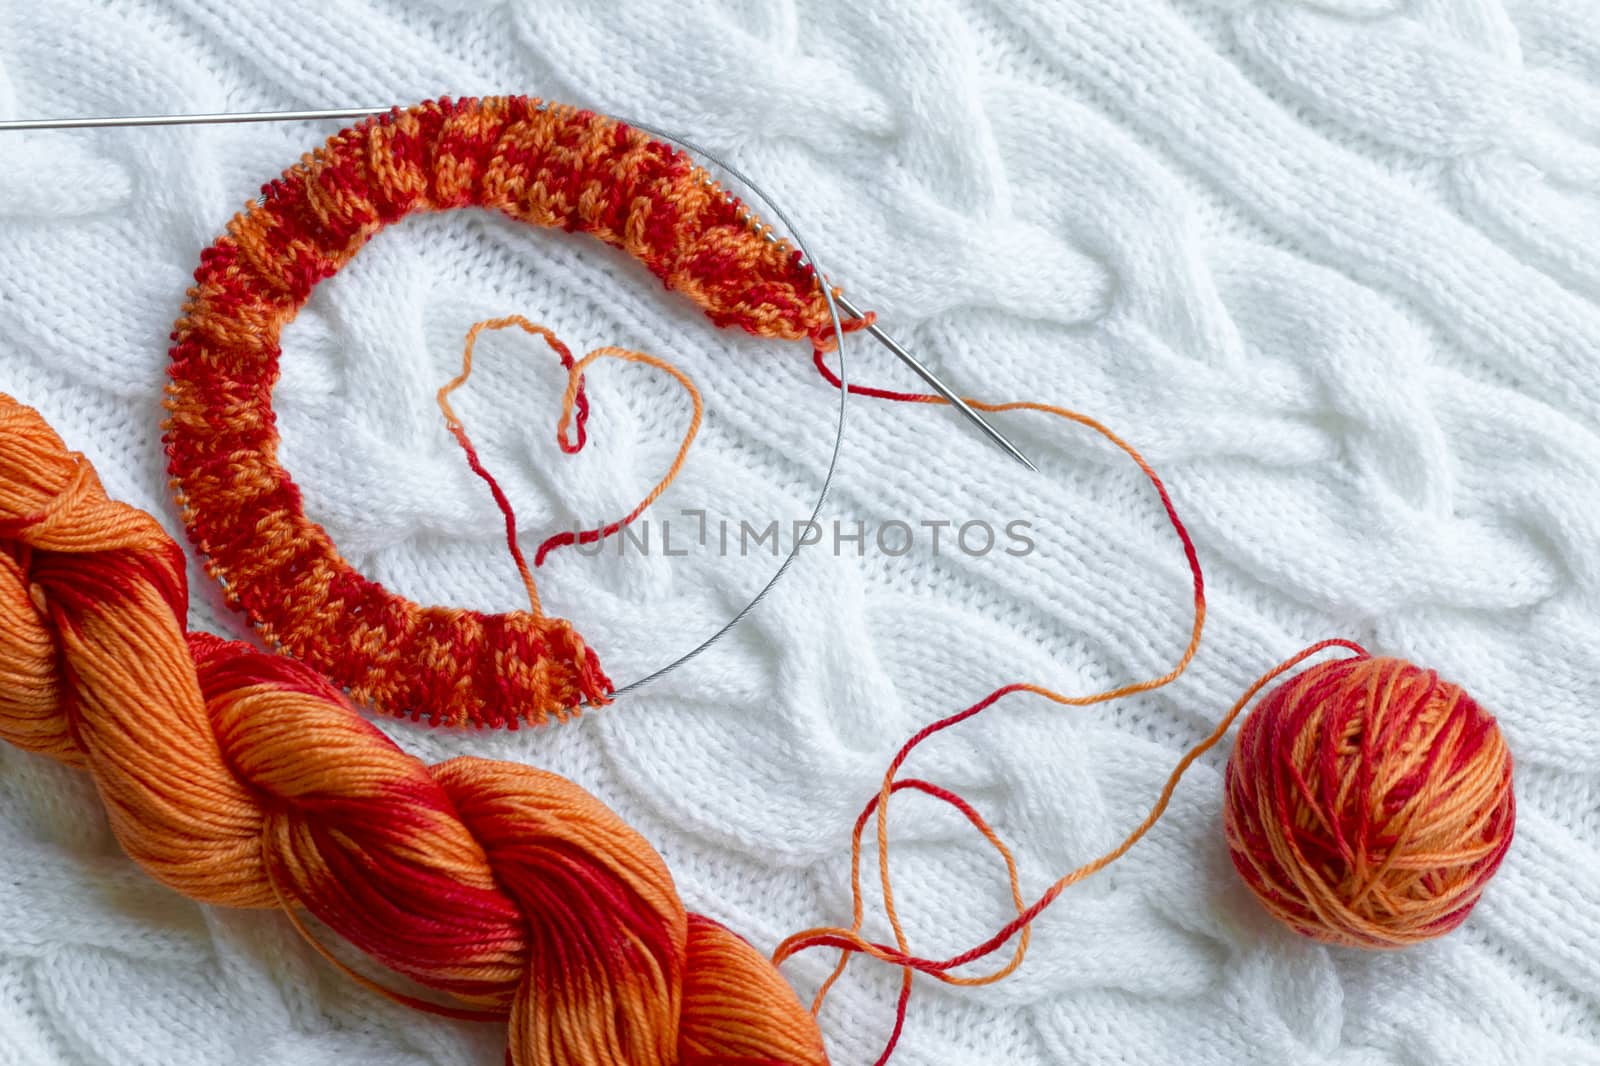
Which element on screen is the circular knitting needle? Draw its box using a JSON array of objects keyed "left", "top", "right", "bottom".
[{"left": 0, "top": 105, "right": 1038, "bottom": 472}]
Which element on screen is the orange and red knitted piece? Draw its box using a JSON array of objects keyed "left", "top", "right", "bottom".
[{"left": 164, "top": 95, "right": 857, "bottom": 730}]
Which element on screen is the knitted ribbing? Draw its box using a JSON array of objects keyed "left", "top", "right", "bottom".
[{"left": 165, "top": 96, "right": 841, "bottom": 728}]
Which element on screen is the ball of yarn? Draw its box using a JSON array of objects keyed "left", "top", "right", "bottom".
[{"left": 1223, "top": 655, "right": 1515, "bottom": 948}]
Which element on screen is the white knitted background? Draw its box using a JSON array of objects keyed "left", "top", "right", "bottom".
[{"left": 2, "top": 1, "right": 1598, "bottom": 1063}]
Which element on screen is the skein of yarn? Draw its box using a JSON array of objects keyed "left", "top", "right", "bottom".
[
  {"left": 0, "top": 394, "right": 826, "bottom": 1066},
  {"left": 1224, "top": 654, "right": 1515, "bottom": 948}
]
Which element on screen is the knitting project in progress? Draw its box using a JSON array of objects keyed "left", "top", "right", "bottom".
[
  {"left": 2, "top": 2, "right": 1596, "bottom": 1065},
  {"left": 0, "top": 92, "right": 1522, "bottom": 1064},
  {"left": 164, "top": 95, "right": 849, "bottom": 728}
]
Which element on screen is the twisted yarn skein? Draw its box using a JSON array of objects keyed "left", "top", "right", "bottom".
[
  {"left": 5, "top": 89, "right": 1524, "bottom": 1066},
  {"left": 1223, "top": 654, "right": 1515, "bottom": 948},
  {"left": 0, "top": 394, "right": 827, "bottom": 1066}
]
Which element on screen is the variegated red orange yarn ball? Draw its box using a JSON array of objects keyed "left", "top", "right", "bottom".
[{"left": 1223, "top": 654, "right": 1515, "bottom": 949}]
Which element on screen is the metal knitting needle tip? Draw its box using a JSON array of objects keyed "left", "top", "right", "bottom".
[{"left": 832, "top": 294, "right": 1037, "bottom": 473}]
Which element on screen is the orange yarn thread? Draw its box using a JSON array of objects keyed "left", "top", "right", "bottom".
[
  {"left": 0, "top": 393, "right": 826, "bottom": 1066},
  {"left": 774, "top": 371, "right": 1209, "bottom": 1060},
  {"left": 433, "top": 315, "right": 704, "bottom": 602}
]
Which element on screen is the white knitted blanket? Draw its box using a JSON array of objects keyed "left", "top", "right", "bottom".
[{"left": 1, "top": 1, "right": 1597, "bottom": 1063}]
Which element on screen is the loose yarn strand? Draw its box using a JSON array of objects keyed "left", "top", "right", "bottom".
[
  {"left": 800, "top": 345, "right": 1507, "bottom": 1056},
  {"left": 435, "top": 315, "right": 705, "bottom": 604},
  {"left": 779, "top": 352, "right": 1359, "bottom": 1060},
  {"left": 437, "top": 315, "right": 579, "bottom": 617},
  {"left": 534, "top": 345, "right": 704, "bottom": 566},
  {"left": 810, "top": 777, "right": 1029, "bottom": 1066}
]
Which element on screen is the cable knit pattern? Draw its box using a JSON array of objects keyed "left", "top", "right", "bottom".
[{"left": 0, "top": 2, "right": 1597, "bottom": 1065}]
